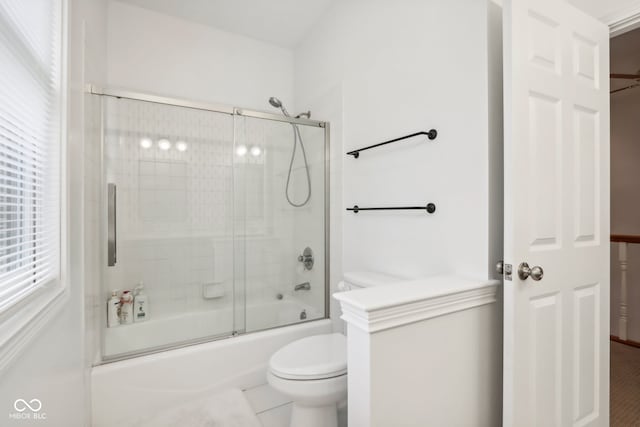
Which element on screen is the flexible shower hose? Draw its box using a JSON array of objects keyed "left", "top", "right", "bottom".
[{"left": 285, "top": 123, "right": 311, "bottom": 207}]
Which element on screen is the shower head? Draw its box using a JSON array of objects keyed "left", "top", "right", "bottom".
[
  {"left": 268, "top": 97, "right": 282, "bottom": 109},
  {"left": 268, "top": 96, "right": 290, "bottom": 116}
]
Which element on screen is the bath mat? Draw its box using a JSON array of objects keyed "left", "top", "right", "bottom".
[{"left": 126, "top": 388, "right": 262, "bottom": 427}]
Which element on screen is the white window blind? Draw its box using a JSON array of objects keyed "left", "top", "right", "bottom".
[{"left": 0, "top": 0, "right": 62, "bottom": 314}]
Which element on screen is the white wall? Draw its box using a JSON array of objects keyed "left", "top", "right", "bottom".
[
  {"left": 295, "top": 0, "right": 495, "bottom": 288},
  {"left": 0, "top": 0, "right": 107, "bottom": 425},
  {"left": 347, "top": 301, "right": 502, "bottom": 426},
  {"left": 106, "top": 0, "right": 295, "bottom": 111},
  {"left": 610, "top": 85, "right": 640, "bottom": 341}
]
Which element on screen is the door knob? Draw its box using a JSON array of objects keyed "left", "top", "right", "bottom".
[
  {"left": 518, "top": 262, "right": 544, "bottom": 281},
  {"left": 496, "top": 260, "right": 504, "bottom": 274}
]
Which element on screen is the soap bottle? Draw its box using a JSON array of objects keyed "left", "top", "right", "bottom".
[
  {"left": 107, "top": 290, "right": 120, "bottom": 328},
  {"left": 133, "top": 283, "right": 148, "bottom": 323},
  {"left": 120, "top": 290, "right": 134, "bottom": 325}
]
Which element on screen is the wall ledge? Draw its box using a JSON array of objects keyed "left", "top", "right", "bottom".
[{"left": 334, "top": 276, "right": 499, "bottom": 333}]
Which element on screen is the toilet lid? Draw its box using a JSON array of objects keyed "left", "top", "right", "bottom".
[{"left": 269, "top": 333, "right": 347, "bottom": 380}]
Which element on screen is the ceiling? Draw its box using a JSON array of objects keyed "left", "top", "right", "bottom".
[
  {"left": 567, "top": 0, "right": 640, "bottom": 23},
  {"left": 117, "top": 0, "right": 640, "bottom": 49},
  {"left": 114, "top": 0, "right": 337, "bottom": 48},
  {"left": 611, "top": 26, "right": 640, "bottom": 92}
]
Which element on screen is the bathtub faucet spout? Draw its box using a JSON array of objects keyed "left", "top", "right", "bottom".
[{"left": 294, "top": 282, "right": 311, "bottom": 291}]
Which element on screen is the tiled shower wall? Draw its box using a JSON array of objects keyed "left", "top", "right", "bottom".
[
  {"left": 235, "top": 117, "right": 324, "bottom": 313},
  {"left": 99, "top": 97, "right": 326, "bottom": 357},
  {"left": 103, "top": 98, "right": 241, "bottom": 323}
]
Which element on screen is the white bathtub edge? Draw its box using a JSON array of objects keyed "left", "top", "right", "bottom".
[{"left": 91, "top": 319, "right": 332, "bottom": 426}]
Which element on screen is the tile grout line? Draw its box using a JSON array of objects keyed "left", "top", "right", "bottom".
[{"left": 254, "top": 400, "right": 292, "bottom": 415}]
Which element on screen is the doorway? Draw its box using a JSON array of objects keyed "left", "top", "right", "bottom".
[{"left": 609, "top": 26, "right": 640, "bottom": 425}]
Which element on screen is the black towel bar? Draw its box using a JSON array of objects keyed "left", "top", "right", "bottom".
[
  {"left": 347, "top": 203, "right": 436, "bottom": 214},
  {"left": 346, "top": 129, "right": 437, "bottom": 158}
]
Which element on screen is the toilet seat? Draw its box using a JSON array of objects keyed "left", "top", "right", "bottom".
[{"left": 269, "top": 333, "right": 347, "bottom": 380}]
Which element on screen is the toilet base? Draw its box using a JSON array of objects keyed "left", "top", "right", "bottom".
[
  {"left": 290, "top": 402, "right": 337, "bottom": 427},
  {"left": 267, "top": 357, "right": 346, "bottom": 427}
]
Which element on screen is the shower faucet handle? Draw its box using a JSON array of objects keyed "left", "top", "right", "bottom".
[{"left": 297, "top": 247, "right": 314, "bottom": 271}]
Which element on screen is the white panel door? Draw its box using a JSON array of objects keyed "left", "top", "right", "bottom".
[{"left": 502, "top": 0, "right": 609, "bottom": 425}]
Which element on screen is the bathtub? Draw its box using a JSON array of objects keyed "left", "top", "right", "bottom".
[
  {"left": 246, "top": 297, "right": 322, "bottom": 330},
  {"left": 103, "top": 297, "right": 322, "bottom": 358},
  {"left": 93, "top": 311, "right": 331, "bottom": 426}
]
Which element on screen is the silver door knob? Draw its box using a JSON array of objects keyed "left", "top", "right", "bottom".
[
  {"left": 518, "top": 262, "right": 544, "bottom": 281},
  {"left": 496, "top": 260, "right": 504, "bottom": 274}
]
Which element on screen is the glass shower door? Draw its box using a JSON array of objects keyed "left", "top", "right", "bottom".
[
  {"left": 97, "top": 92, "right": 329, "bottom": 361},
  {"left": 101, "top": 96, "right": 240, "bottom": 359},
  {"left": 234, "top": 113, "right": 327, "bottom": 333}
]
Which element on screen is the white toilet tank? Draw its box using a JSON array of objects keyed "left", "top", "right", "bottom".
[{"left": 339, "top": 271, "right": 407, "bottom": 291}]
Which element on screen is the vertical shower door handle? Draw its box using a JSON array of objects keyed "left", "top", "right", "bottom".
[{"left": 107, "top": 183, "right": 117, "bottom": 266}]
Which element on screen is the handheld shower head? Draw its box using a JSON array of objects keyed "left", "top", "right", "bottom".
[
  {"left": 268, "top": 96, "right": 290, "bottom": 116},
  {"left": 268, "top": 97, "right": 282, "bottom": 109}
]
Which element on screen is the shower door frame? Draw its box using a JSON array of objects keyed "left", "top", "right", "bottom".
[{"left": 90, "top": 85, "right": 331, "bottom": 362}]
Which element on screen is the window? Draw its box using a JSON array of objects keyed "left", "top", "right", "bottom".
[{"left": 0, "top": 1, "right": 64, "bottom": 319}]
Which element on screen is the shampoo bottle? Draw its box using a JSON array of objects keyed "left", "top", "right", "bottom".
[
  {"left": 107, "top": 290, "right": 120, "bottom": 328},
  {"left": 133, "top": 283, "right": 148, "bottom": 323},
  {"left": 120, "top": 290, "right": 134, "bottom": 325}
]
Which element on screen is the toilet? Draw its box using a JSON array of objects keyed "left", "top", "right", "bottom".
[{"left": 267, "top": 271, "right": 404, "bottom": 427}]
